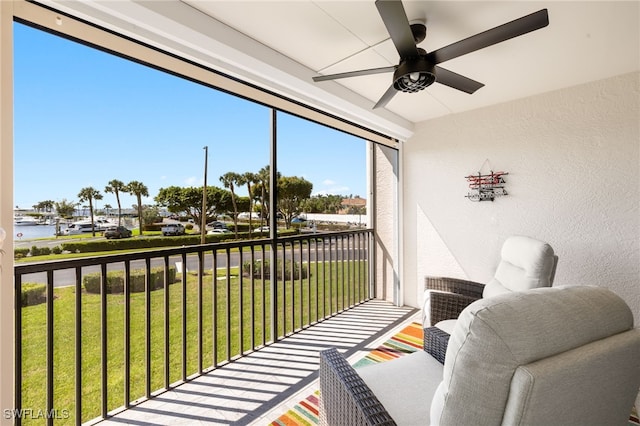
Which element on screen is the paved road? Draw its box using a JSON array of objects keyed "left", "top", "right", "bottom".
[{"left": 17, "top": 240, "right": 366, "bottom": 288}]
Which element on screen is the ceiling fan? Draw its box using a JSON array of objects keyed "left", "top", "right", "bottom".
[{"left": 312, "top": 0, "right": 549, "bottom": 109}]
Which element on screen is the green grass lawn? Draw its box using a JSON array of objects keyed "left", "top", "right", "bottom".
[{"left": 19, "top": 260, "right": 368, "bottom": 424}]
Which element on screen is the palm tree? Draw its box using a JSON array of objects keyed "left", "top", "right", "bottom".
[
  {"left": 240, "top": 172, "right": 258, "bottom": 237},
  {"left": 77, "top": 187, "right": 103, "bottom": 236},
  {"left": 257, "top": 166, "right": 270, "bottom": 227},
  {"left": 126, "top": 181, "right": 148, "bottom": 236},
  {"left": 42, "top": 200, "right": 54, "bottom": 212},
  {"left": 220, "top": 172, "right": 242, "bottom": 238},
  {"left": 105, "top": 179, "right": 127, "bottom": 225},
  {"left": 256, "top": 165, "right": 280, "bottom": 226}
]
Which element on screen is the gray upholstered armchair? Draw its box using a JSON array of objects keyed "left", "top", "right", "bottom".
[
  {"left": 422, "top": 235, "right": 558, "bottom": 362},
  {"left": 319, "top": 286, "right": 640, "bottom": 426}
]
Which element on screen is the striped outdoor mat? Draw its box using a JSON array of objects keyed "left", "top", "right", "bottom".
[{"left": 268, "top": 322, "right": 423, "bottom": 426}]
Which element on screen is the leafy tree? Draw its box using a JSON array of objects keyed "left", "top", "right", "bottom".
[
  {"left": 105, "top": 179, "right": 127, "bottom": 225},
  {"left": 347, "top": 205, "right": 366, "bottom": 215},
  {"left": 142, "top": 205, "right": 161, "bottom": 226},
  {"left": 126, "top": 181, "right": 149, "bottom": 236},
  {"left": 327, "top": 195, "right": 345, "bottom": 213},
  {"left": 77, "top": 187, "right": 103, "bottom": 236},
  {"left": 235, "top": 196, "right": 250, "bottom": 214},
  {"left": 278, "top": 176, "right": 313, "bottom": 228},
  {"left": 220, "top": 171, "right": 242, "bottom": 237},
  {"left": 54, "top": 199, "right": 76, "bottom": 218},
  {"left": 301, "top": 194, "right": 344, "bottom": 214},
  {"left": 155, "top": 185, "right": 232, "bottom": 229}
]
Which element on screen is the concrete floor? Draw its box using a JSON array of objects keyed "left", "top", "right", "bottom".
[{"left": 99, "top": 299, "right": 419, "bottom": 426}]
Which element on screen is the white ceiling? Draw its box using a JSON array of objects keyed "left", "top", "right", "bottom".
[{"left": 43, "top": 1, "right": 640, "bottom": 140}]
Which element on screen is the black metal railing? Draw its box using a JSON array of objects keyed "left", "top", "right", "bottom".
[{"left": 14, "top": 229, "right": 373, "bottom": 425}]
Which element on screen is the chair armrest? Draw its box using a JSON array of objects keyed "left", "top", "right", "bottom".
[
  {"left": 319, "top": 348, "right": 396, "bottom": 426},
  {"left": 424, "top": 276, "right": 485, "bottom": 298},
  {"left": 424, "top": 327, "right": 451, "bottom": 364},
  {"left": 429, "top": 291, "right": 480, "bottom": 325}
]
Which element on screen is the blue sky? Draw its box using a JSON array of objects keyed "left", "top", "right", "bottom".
[{"left": 13, "top": 23, "right": 366, "bottom": 211}]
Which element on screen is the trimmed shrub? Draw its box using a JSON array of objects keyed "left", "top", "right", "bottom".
[
  {"left": 84, "top": 266, "right": 177, "bottom": 294},
  {"left": 242, "top": 259, "right": 309, "bottom": 280},
  {"left": 30, "top": 245, "right": 51, "bottom": 257},
  {"left": 21, "top": 283, "right": 46, "bottom": 307},
  {"left": 14, "top": 248, "right": 29, "bottom": 259},
  {"left": 51, "top": 246, "right": 62, "bottom": 255},
  {"left": 60, "top": 229, "right": 300, "bottom": 254}
]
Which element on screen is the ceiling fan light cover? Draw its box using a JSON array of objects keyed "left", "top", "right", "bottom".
[{"left": 393, "top": 59, "right": 435, "bottom": 93}]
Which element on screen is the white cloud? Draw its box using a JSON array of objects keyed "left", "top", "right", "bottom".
[
  {"left": 313, "top": 183, "right": 350, "bottom": 197},
  {"left": 184, "top": 176, "right": 201, "bottom": 186}
]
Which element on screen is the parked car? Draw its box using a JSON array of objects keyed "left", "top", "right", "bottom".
[
  {"left": 207, "top": 228, "right": 231, "bottom": 234},
  {"left": 253, "top": 226, "right": 270, "bottom": 233},
  {"left": 104, "top": 226, "right": 132, "bottom": 239},
  {"left": 292, "top": 217, "right": 307, "bottom": 223},
  {"left": 207, "top": 221, "right": 227, "bottom": 229},
  {"left": 161, "top": 223, "right": 185, "bottom": 236}
]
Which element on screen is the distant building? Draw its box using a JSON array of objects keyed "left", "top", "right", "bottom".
[{"left": 339, "top": 196, "right": 366, "bottom": 214}]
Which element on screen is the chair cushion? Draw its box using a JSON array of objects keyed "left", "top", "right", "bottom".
[
  {"left": 483, "top": 236, "right": 556, "bottom": 298},
  {"left": 435, "top": 286, "right": 635, "bottom": 426},
  {"left": 358, "top": 351, "right": 444, "bottom": 425},
  {"left": 503, "top": 329, "right": 640, "bottom": 426},
  {"left": 434, "top": 319, "right": 456, "bottom": 335}
]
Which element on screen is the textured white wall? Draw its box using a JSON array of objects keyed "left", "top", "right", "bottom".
[
  {"left": 402, "top": 72, "right": 640, "bottom": 325},
  {"left": 374, "top": 143, "right": 399, "bottom": 303}
]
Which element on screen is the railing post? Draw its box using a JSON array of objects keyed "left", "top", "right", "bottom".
[
  {"left": 75, "top": 267, "right": 83, "bottom": 423},
  {"left": 269, "top": 108, "right": 278, "bottom": 342},
  {"left": 14, "top": 273, "right": 22, "bottom": 426},
  {"left": 100, "top": 264, "right": 108, "bottom": 419},
  {"left": 144, "top": 260, "right": 151, "bottom": 399},
  {"left": 197, "top": 250, "right": 203, "bottom": 373},
  {"left": 163, "top": 256, "right": 170, "bottom": 389},
  {"left": 124, "top": 261, "right": 131, "bottom": 408},
  {"left": 180, "top": 252, "right": 187, "bottom": 381},
  {"left": 212, "top": 250, "right": 218, "bottom": 367}
]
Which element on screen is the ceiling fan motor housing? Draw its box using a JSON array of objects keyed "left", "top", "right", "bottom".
[{"left": 393, "top": 57, "right": 436, "bottom": 93}]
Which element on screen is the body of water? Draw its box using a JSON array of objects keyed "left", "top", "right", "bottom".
[{"left": 14, "top": 225, "right": 60, "bottom": 240}]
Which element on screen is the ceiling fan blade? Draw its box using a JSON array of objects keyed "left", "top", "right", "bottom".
[
  {"left": 313, "top": 66, "right": 397, "bottom": 82},
  {"left": 373, "top": 84, "right": 398, "bottom": 109},
  {"left": 427, "top": 9, "right": 549, "bottom": 64},
  {"left": 435, "top": 66, "right": 484, "bottom": 94},
  {"left": 375, "top": 0, "right": 419, "bottom": 59}
]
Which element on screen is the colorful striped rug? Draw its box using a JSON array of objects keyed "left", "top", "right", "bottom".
[{"left": 268, "top": 322, "right": 423, "bottom": 426}]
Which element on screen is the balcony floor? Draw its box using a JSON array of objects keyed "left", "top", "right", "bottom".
[{"left": 99, "top": 299, "right": 419, "bottom": 426}]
